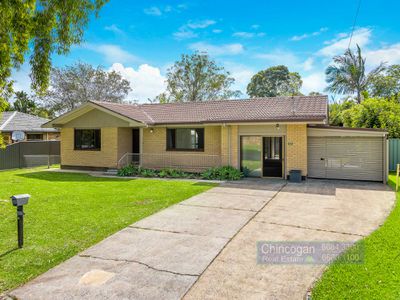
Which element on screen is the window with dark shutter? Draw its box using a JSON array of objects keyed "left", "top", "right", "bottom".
[
  {"left": 166, "top": 128, "right": 204, "bottom": 151},
  {"left": 74, "top": 129, "right": 101, "bottom": 151}
]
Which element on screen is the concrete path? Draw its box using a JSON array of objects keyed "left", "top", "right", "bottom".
[
  {"left": 8, "top": 179, "right": 285, "bottom": 300},
  {"left": 184, "top": 180, "right": 395, "bottom": 300}
]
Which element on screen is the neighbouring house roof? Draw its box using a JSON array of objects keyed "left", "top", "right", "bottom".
[
  {"left": 0, "top": 111, "right": 59, "bottom": 132},
  {"left": 44, "top": 96, "right": 328, "bottom": 127}
]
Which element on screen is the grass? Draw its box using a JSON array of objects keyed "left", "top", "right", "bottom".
[
  {"left": 312, "top": 172, "right": 400, "bottom": 299},
  {"left": 0, "top": 167, "right": 215, "bottom": 293}
]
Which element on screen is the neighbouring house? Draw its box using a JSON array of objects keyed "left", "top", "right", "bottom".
[
  {"left": 0, "top": 111, "right": 60, "bottom": 145},
  {"left": 43, "top": 96, "right": 389, "bottom": 182}
]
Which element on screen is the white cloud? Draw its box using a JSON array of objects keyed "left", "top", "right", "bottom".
[
  {"left": 255, "top": 50, "right": 300, "bottom": 66},
  {"left": 110, "top": 63, "right": 166, "bottom": 102},
  {"left": 85, "top": 44, "right": 139, "bottom": 64},
  {"left": 104, "top": 24, "right": 123, "bottom": 35},
  {"left": 223, "top": 62, "right": 255, "bottom": 96},
  {"left": 251, "top": 24, "right": 260, "bottom": 29},
  {"left": 318, "top": 28, "right": 371, "bottom": 57},
  {"left": 212, "top": 29, "right": 223, "bottom": 34},
  {"left": 189, "top": 42, "right": 244, "bottom": 56},
  {"left": 301, "top": 72, "right": 326, "bottom": 94},
  {"left": 302, "top": 57, "right": 314, "bottom": 71},
  {"left": 290, "top": 27, "right": 328, "bottom": 41},
  {"left": 143, "top": 6, "right": 162, "bottom": 16},
  {"left": 173, "top": 27, "right": 197, "bottom": 40},
  {"left": 233, "top": 31, "right": 265, "bottom": 38},
  {"left": 187, "top": 19, "right": 216, "bottom": 29},
  {"left": 365, "top": 43, "right": 400, "bottom": 66},
  {"left": 144, "top": 4, "right": 187, "bottom": 16}
]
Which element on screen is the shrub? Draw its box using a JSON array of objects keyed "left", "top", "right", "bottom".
[
  {"left": 201, "top": 166, "right": 243, "bottom": 180},
  {"left": 117, "top": 165, "right": 140, "bottom": 176},
  {"left": 139, "top": 168, "right": 158, "bottom": 177}
]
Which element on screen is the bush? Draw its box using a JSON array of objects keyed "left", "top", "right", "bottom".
[
  {"left": 118, "top": 166, "right": 199, "bottom": 179},
  {"left": 201, "top": 166, "right": 243, "bottom": 180},
  {"left": 117, "top": 165, "right": 139, "bottom": 176}
]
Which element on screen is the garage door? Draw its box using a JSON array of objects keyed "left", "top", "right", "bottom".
[{"left": 308, "top": 137, "right": 384, "bottom": 181}]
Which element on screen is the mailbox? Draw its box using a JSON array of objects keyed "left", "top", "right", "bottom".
[
  {"left": 11, "top": 194, "right": 30, "bottom": 207},
  {"left": 10, "top": 194, "right": 30, "bottom": 248}
]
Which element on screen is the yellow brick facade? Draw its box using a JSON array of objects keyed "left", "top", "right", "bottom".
[
  {"left": 141, "top": 126, "right": 222, "bottom": 171},
  {"left": 220, "top": 125, "right": 239, "bottom": 168},
  {"left": 61, "top": 127, "right": 119, "bottom": 169},
  {"left": 285, "top": 124, "right": 308, "bottom": 176}
]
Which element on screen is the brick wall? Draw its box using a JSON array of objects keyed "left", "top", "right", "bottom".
[
  {"left": 286, "top": 124, "right": 308, "bottom": 176},
  {"left": 141, "top": 126, "right": 222, "bottom": 171},
  {"left": 220, "top": 125, "right": 239, "bottom": 168},
  {"left": 61, "top": 127, "right": 119, "bottom": 169}
]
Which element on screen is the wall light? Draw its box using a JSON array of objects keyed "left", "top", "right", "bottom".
[
  {"left": 150, "top": 128, "right": 154, "bottom": 133},
  {"left": 276, "top": 124, "right": 280, "bottom": 130}
]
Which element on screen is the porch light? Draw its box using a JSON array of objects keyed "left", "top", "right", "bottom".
[
  {"left": 150, "top": 128, "right": 154, "bottom": 133},
  {"left": 276, "top": 124, "right": 280, "bottom": 130}
]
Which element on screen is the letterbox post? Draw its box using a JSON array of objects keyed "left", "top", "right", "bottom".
[{"left": 11, "top": 194, "right": 30, "bottom": 248}]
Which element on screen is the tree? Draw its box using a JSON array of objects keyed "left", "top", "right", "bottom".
[
  {"left": 155, "top": 53, "right": 241, "bottom": 103},
  {"left": 246, "top": 65, "right": 303, "bottom": 98},
  {"left": 44, "top": 63, "right": 132, "bottom": 114},
  {"left": 308, "top": 91, "right": 323, "bottom": 96},
  {"left": 12, "top": 91, "right": 54, "bottom": 118},
  {"left": 328, "top": 99, "right": 356, "bottom": 126},
  {"left": 0, "top": 0, "right": 107, "bottom": 105},
  {"left": 13, "top": 91, "right": 36, "bottom": 114},
  {"left": 341, "top": 98, "right": 400, "bottom": 138},
  {"left": 368, "top": 64, "right": 400, "bottom": 101},
  {"left": 325, "top": 45, "right": 385, "bottom": 104}
]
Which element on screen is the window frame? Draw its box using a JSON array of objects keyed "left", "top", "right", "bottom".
[
  {"left": 166, "top": 128, "right": 205, "bottom": 152},
  {"left": 26, "top": 133, "right": 44, "bottom": 141},
  {"left": 74, "top": 129, "right": 101, "bottom": 151}
]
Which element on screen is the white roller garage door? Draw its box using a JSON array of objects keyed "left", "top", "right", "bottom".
[{"left": 308, "top": 137, "right": 384, "bottom": 181}]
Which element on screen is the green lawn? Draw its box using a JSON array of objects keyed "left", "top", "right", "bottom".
[
  {"left": 0, "top": 167, "right": 215, "bottom": 293},
  {"left": 312, "top": 173, "right": 400, "bottom": 299}
]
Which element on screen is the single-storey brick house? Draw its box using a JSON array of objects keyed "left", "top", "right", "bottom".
[{"left": 43, "top": 96, "right": 388, "bottom": 182}]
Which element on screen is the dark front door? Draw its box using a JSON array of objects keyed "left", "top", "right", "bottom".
[
  {"left": 132, "top": 129, "right": 140, "bottom": 163},
  {"left": 263, "top": 137, "right": 283, "bottom": 177}
]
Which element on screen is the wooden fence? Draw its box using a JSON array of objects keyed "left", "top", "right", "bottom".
[{"left": 0, "top": 141, "right": 60, "bottom": 170}]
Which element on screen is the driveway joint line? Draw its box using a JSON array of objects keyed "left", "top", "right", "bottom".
[
  {"left": 178, "top": 203, "right": 258, "bottom": 212},
  {"left": 182, "top": 181, "right": 288, "bottom": 299},
  {"left": 127, "top": 225, "right": 230, "bottom": 240},
  {"left": 78, "top": 254, "right": 199, "bottom": 277},
  {"left": 258, "top": 221, "right": 365, "bottom": 237},
  {"left": 204, "top": 191, "right": 274, "bottom": 198}
]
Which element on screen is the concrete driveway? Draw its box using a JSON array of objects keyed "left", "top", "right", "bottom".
[{"left": 8, "top": 179, "right": 394, "bottom": 300}]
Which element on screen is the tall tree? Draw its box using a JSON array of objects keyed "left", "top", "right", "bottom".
[
  {"left": 0, "top": 0, "right": 107, "bottom": 105},
  {"left": 246, "top": 65, "right": 303, "bottom": 98},
  {"left": 325, "top": 45, "right": 385, "bottom": 104},
  {"left": 368, "top": 64, "right": 400, "bottom": 101},
  {"left": 155, "top": 53, "right": 241, "bottom": 103},
  {"left": 44, "top": 63, "right": 132, "bottom": 114}
]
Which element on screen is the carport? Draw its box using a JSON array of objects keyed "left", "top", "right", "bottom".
[{"left": 307, "top": 125, "right": 388, "bottom": 182}]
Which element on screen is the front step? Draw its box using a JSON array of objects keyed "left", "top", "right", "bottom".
[{"left": 104, "top": 168, "right": 118, "bottom": 176}]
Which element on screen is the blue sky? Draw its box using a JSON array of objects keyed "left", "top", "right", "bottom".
[{"left": 13, "top": 0, "right": 400, "bottom": 102}]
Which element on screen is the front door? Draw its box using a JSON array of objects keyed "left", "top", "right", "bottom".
[
  {"left": 132, "top": 129, "right": 140, "bottom": 163},
  {"left": 263, "top": 137, "right": 283, "bottom": 177}
]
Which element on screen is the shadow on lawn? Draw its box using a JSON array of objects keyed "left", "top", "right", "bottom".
[{"left": 16, "top": 171, "right": 134, "bottom": 182}]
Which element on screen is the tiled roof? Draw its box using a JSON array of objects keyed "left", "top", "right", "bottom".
[
  {"left": 0, "top": 111, "right": 59, "bottom": 132},
  {"left": 91, "top": 95, "right": 328, "bottom": 125}
]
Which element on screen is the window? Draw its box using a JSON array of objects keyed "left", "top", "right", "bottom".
[
  {"left": 166, "top": 128, "right": 204, "bottom": 151},
  {"left": 74, "top": 129, "right": 101, "bottom": 151},
  {"left": 27, "top": 133, "right": 43, "bottom": 141}
]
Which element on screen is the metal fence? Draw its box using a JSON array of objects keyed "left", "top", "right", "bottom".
[
  {"left": 117, "top": 152, "right": 226, "bottom": 172},
  {"left": 0, "top": 141, "right": 60, "bottom": 170},
  {"left": 389, "top": 139, "right": 400, "bottom": 171}
]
